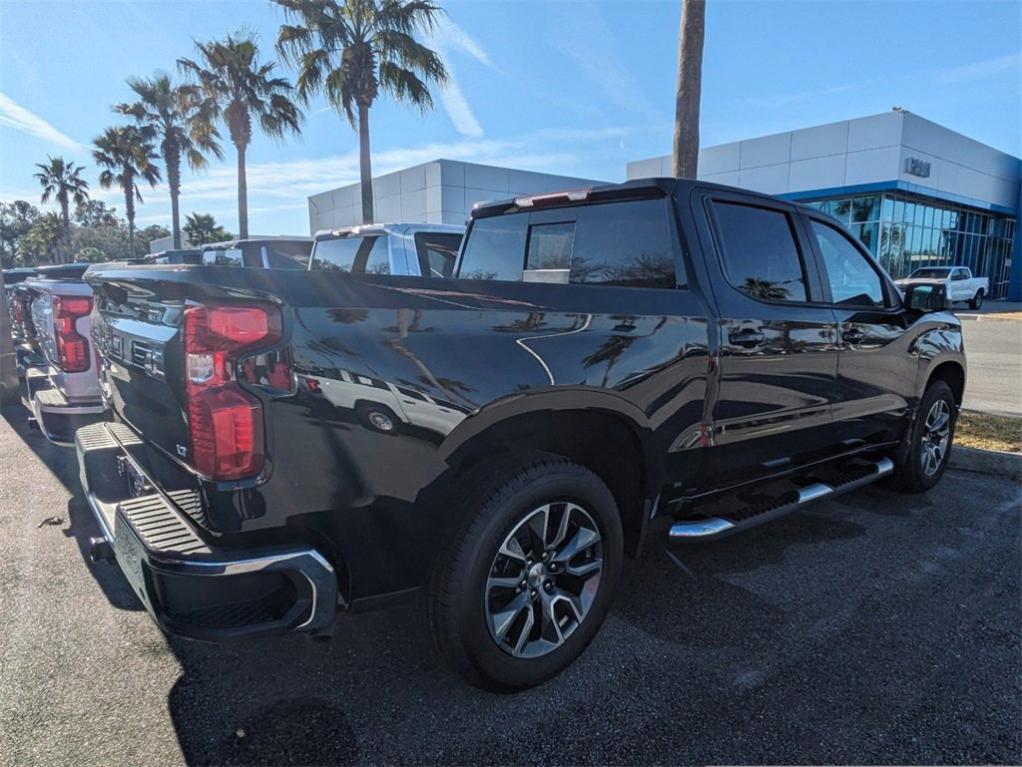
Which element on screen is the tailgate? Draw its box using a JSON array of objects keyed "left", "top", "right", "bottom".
[
  {"left": 86, "top": 264, "right": 299, "bottom": 466},
  {"left": 89, "top": 277, "right": 190, "bottom": 461}
]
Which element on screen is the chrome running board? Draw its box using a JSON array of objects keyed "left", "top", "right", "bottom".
[{"left": 670, "top": 456, "right": 894, "bottom": 543}]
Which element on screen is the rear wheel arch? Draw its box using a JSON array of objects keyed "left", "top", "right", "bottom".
[{"left": 442, "top": 405, "right": 657, "bottom": 558}]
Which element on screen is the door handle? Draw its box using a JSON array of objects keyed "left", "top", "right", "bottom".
[
  {"left": 842, "top": 328, "right": 866, "bottom": 344},
  {"left": 728, "top": 329, "right": 766, "bottom": 348}
]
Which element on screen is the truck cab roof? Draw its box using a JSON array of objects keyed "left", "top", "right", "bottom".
[{"left": 469, "top": 177, "right": 818, "bottom": 219}]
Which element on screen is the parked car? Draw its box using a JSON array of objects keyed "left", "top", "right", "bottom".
[
  {"left": 201, "top": 237, "right": 313, "bottom": 269},
  {"left": 894, "top": 266, "right": 989, "bottom": 309},
  {"left": 311, "top": 223, "right": 464, "bottom": 277},
  {"left": 77, "top": 178, "right": 964, "bottom": 691},
  {"left": 15, "top": 263, "right": 108, "bottom": 444}
]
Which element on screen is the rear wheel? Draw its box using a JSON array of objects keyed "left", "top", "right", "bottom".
[
  {"left": 889, "top": 380, "right": 956, "bottom": 493},
  {"left": 968, "top": 289, "right": 984, "bottom": 310},
  {"left": 428, "top": 455, "right": 622, "bottom": 691}
]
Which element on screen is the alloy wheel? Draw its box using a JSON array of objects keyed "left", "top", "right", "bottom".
[
  {"left": 920, "top": 399, "right": 951, "bottom": 476},
  {"left": 484, "top": 502, "right": 603, "bottom": 658}
]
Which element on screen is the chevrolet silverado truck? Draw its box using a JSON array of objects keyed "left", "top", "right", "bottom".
[
  {"left": 18, "top": 263, "right": 107, "bottom": 444},
  {"left": 895, "top": 265, "right": 989, "bottom": 309},
  {"left": 77, "top": 178, "right": 964, "bottom": 691}
]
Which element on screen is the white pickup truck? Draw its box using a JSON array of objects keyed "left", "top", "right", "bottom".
[
  {"left": 18, "top": 264, "right": 107, "bottom": 444},
  {"left": 894, "top": 266, "right": 989, "bottom": 309}
]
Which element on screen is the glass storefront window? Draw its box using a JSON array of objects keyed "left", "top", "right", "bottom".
[{"left": 798, "top": 190, "right": 1015, "bottom": 295}]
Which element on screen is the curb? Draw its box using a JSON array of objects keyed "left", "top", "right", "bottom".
[{"left": 949, "top": 445, "right": 1022, "bottom": 481}]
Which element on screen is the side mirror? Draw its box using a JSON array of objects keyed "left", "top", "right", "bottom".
[{"left": 904, "top": 283, "right": 947, "bottom": 313}]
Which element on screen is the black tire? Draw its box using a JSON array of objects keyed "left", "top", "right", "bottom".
[
  {"left": 968, "top": 289, "right": 984, "bottom": 310},
  {"left": 428, "top": 454, "right": 623, "bottom": 692},
  {"left": 889, "top": 380, "right": 957, "bottom": 493},
  {"left": 354, "top": 401, "right": 399, "bottom": 434}
]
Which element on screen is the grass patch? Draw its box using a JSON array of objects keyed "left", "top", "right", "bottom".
[{"left": 956, "top": 411, "right": 1022, "bottom": 453}]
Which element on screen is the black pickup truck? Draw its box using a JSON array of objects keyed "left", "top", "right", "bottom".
[{"left": 78, "top": 178, "right": 963, "bottom": 690}]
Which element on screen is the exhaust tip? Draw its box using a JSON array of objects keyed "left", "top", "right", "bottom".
[{"left": 88, "top": 536, "right": 114, "bottom": 563}]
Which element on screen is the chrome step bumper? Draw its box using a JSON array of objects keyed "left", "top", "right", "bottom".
[
  {"left": 670, "top": 457, "right": 894, "bottom": 542},
  {"left": 76, "top": 421, "right": 338, "bottom": 641}
]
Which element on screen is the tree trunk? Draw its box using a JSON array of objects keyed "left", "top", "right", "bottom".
[
  {"left": 672, "top": 0, "right": 706, "bottom": 179},
  {"left": 358, "top": 103, "right": 374, "bottom": 225},
  {"left": 59, "top": 198, "right": 70, "bottom": 264},
  {"left": 237, "top": 143, "right": 248, "bottom": 239},
  {"left": 167, "top": 145, "right": 182, "bottom": 249},
  {"left": 125, "top": 176, "right": 136, "bottom": 260}
]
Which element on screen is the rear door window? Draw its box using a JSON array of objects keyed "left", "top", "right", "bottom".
[
  {"left": 571, "top": 199, "right": 679, "bottom": 288},
  {"left": 415, "top": 232, "right": 462, "bottom": 278},
  {"left": 712, "top": 201, "right": 809, "bottom": 302}
]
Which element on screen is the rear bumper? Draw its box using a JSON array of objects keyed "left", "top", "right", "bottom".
[
  {"left": 24, "top": 366, "right": 106, "bottom": 446},
  {"left": 75, "top": 421, "right": 338, "bottom": 641}
]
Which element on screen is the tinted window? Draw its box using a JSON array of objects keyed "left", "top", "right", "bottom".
[
  {"left": 811, "top": 220, "right": 885, "bottom": 307},
  {"left": 713, "top": 202, "right": 807, "bottom": 302},
  {"left": 263, "top": 241, "right": 312, "bottom": 269},
  {"left": 459, "top": 215, "right": 528, "bottom": 281},
  {"left": 202, "top": 248, "right": 243, "bottom": 267},
  {"left": 415, "top": 232, "right": 462, "bottom": 278},
  {"left": 572, "top": 199, "right": 678, "bottom": 289},
  {"left": 525, "top": 222, "right": 574, "bottom": 283},
  {"left": 312, "top": 236, "right": 388, "bottom": 273}
]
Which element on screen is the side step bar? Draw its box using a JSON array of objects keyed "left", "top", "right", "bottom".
[{"left": 670, "top": 456, "right": 894, "bottom": 543}]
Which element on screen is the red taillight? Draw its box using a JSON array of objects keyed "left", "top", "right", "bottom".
[
  {"left": 53, "top": 295, "right": 93, "bottom": 373},
  {"left": 182, "top": 304, "right": 280, "bottom": 481}
]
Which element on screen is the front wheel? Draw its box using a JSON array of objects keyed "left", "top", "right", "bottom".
[
  {"left": 889, "top": 380, "right": 956, "bottom": 493},
  {"left": 428, "top": 455, "right": 623, "bottom": 691},
  {"left": 968, "top": 289, "right": 984, "bottom": 310}
]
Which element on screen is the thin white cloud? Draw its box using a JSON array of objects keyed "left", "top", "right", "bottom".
[
  {"left": 934, "top": 51, "right": 1022, "bottom": 83},
  {"left": 431, "top": 17, "right": 498, "bottom": 72},
  {"left": 0, "top": 93, "right": 83, "bottom": 152},
  {"left": 426, "top": 17, "right": 498, "bottom": 138},
  {"left": 552, "top": 1, "right": 654, "bottom": 118},
  {"left": 438, "top": 64, "right": 484, "bottom": 138}
]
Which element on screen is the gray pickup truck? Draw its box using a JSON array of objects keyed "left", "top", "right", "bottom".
[{"left": 16, "top": 264, "right": 107, "bottom": 444}]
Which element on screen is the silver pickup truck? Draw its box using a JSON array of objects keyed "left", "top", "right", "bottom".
[{"left": 17, "top": 264, "right": 107, "bottom": 444}]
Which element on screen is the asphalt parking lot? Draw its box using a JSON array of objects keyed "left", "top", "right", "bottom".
[
  {"left": 0, "top": 404, "right": 1019, "bottom": 767},
  {"left": 959, "top": 314, "right": 1022, "bottom": 415}
]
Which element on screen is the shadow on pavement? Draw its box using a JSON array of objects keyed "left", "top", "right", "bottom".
[
  {"left": 1, "top": 403, "right": 78, "bottom": 493},
  {"left": 159, "top": 504, "right": 871, "bottom": 767}
]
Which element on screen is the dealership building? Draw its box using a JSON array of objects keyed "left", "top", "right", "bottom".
[{"left": 309, "top": 110, "right": 1021, "bottom": 300}]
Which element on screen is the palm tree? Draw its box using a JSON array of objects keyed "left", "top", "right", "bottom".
[
  {"left": 92, "top": 126, "right": 161, "bottom": 259},
  {"left": 178, "top": 33, "right": 302, "bottom": 239},
  {"left": 274, "top": 0, "right": 447, "bottom": 224},
  {"left": 115, "top": 73, "right": 222, "bottom": 249},
  {"left": 33, "top": 157, "right": 89, "bottom": 263},
  {"left": 672, "top": 0, "right": 706, "bottom": 178}
]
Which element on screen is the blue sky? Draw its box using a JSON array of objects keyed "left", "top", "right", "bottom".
[{"left": 1, "top": 0, "right": 1019, "bottom": 236}]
